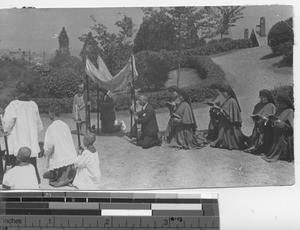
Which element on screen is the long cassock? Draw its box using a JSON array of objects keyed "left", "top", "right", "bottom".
[
  {"left": 262, "top": 106, "right": 294, "bottom": 162},
  {"left": 3, "top": 100, "right": 43, "bottom": 183},
  {"left": 210, "top": 97, "right": 248, "bottom": 150},
  {"left": 206, "top": 94, "right": 226, "bottom": 142},
  {"left": 43, "top": 120, "right": 77, "bottom": 187},
  {"left": 73, "top": 149, "right": 101, "bottom": 190},
  {"left": 245, "top": 101, "right": 276, "bottom": 154},
  {"left": 173, "top": 101, "right": 207, "bottom": 149}
]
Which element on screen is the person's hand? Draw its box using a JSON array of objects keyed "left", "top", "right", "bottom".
[
  {"left": 3, "top": 131, "right": 10, "bottom": 136},
  {"left": 87, "top": 101, "right": 92, "bottom": 107},
  {"left": 273, "top": 119, "right": 286, "bottom": 128},
  {"left": 76, "top": 118, "right": 82, "bottom": 124},
  {"left": 173, "top": 118, "right": 181, "bottom": 123},
  {"left": 77, "top": 146, "right": 84, "bottom": 155},
  {"left": 134, "top": 116, "right": 138, "bottom": 121}
]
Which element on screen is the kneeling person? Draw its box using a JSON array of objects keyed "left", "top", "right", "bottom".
[
  {"left": 2, "top": 147, "right": 39, "bottom": 189},
  {"left": 43, "top": 105, "right": 77, "bottom": 187},
  {"left": 73, "top": 133, "right": 101, "bottom": 190},
  {"left": 134, "top": 95, "right": 161, "bottom": 149}
]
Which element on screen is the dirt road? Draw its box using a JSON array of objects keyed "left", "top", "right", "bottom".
[{"left": 37, "top": 46, "right": 294, "bottom": 190}]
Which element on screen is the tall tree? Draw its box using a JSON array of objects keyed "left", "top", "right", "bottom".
[
  {"left": 202, "top": 6, "right": 245, "bottom": 39},
  {"left": 49, "top": 26, "right": 71, "bottom": 67},
  {"left": 79, "top": 15, "right": 136, "bottom": 75},
  {"left": 133, "top": 8, "right": 176, "bottom": 53},
  {"left": 79, "top": 32, "right": 100, "bottom": 68}
]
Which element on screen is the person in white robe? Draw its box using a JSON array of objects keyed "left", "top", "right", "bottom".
[
  {"left": 73, "top": 83, "right": 87, "bottom": 135},
  {"left": 73, "top": 133, "right": 101, "bottom": 190},
  {"left": 2, "top": 81, "right": 43, "bottom": 184},
  {"left": 2, "top": 147, "right": 39, "bottom": 189},
  {"left": 43, "top": 104, "right": 77, "bottom": 187}
]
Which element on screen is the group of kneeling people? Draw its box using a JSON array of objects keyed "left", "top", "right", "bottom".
[{"left": 161, "top": 84, "right": 293, "bottom": 163}]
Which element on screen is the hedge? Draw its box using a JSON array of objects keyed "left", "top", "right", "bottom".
[{"left": 268, "top": 17, "right": 293, "bottom": 54}]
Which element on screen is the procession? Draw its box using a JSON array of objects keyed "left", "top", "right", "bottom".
[
  {"left": 0, "top": 6, "right": 294, "bottom": 190},
  {"left": 0, "top": 72, "right": 294, "bottom": 190}
]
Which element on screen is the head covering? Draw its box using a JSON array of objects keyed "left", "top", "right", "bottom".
[
  {"left": 219, "top": 84, "right": 242, "bottom": 112},
  {"left": 84, "top": 133, "right": 96, "bottom": 146},
  {"left": 276, "top": 92, "right": 294, "bottom": 110},
  {"left": 16, "top": 147, "right": 31, "bottom": 166},
  {"left": 259, "top": 89, "right": 276, "bottom": 105},
  {"left": 168, "top": 86, "right": 191, "bottom": 104}
]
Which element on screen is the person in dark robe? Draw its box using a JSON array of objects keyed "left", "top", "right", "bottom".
[
  {"left": 244, "top": 90, "right": 276, "bottom": 154},
  {"left": 98, "top": 87, "right": 126, "bottom": 133},
  {"left": 261, "top": 93, "right": 294, "bottom": 162},
  {"left": 210, "top": 84, "right": 248, "bottom": 150},
  {"left": 164, "top": 86, "right": 178, "bottom": 143},
  {"left": 206, "top": 84, "right": 226, "bottom": 142},
  {"left": 166, "top": 86, "right": 207, "bottom": 149},
  {"left": 134, "top": 95, "right": 162, "bottom": 149}
]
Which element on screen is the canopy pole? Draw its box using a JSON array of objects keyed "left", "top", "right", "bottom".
[
  {"left": 85, "top": 74, "right": 91, "bottom": 132},
  {"left": 97, "top": 88, "right": 100, "bottom": 135},
  {"left": 130, "top": 55, "right": 138, "bottom": 146}
]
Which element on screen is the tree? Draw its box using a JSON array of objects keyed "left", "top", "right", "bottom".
[
  {"left": 79, "top": 15, "right": 135, "bottom": 75},
  {"left": 58, "top": 27, "right": 70, "bottom": 56},
  {"left": 134, "top": 7, "right": 207, "bottom": 52},
  {"left": 202, "top": 6, "right": 245, "bottom": 39},
  {"left": 50, "top": 27, "right": 71, "bottom": 68},
  {"left": 133, "top": 8, "right": 176, "bottom": 53},
  {"left": 79, "top": 32, "right": 100, "bottom": 68}
]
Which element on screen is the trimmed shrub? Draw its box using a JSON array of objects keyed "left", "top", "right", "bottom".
[
  {"left": 270, "top": 85, "right": 293, "bottom": 105},
  {"left": 135, "top": 51, "right": 170, "bottom": 89},
  {"left": 268, "top": 17, "right": 293, "bottom": 54}
]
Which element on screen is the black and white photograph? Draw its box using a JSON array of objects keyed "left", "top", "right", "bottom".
[{"left": 0, "top": 4, "right": 294, "bottom": 191}]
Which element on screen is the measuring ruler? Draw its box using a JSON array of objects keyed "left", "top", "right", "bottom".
[{"left": 0, "top": 192, "right": 219, "bottom": 229}]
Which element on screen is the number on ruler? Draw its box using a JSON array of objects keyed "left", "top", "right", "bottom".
[
  {"left": 163, "top": 218, "right": 169, "bottom": 226},
  {"left": 105, "top": 218, "right": 110, "bottom": 225}
]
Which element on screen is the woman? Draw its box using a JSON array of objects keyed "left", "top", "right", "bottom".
[
  {"left": 210, "top": 85, "right": 248, "bottom": 150},
  {"left": 206, "top": 84, "right": 226, "bottom": 142},
  {"left": 244, "top": 90, "right": 276, "bottom": 154},
  {"left": 166, "top": 86, "right": 207, "bottom": 149},
  {"left": 261, "top": 93, "right": 294, "bottom": 162}
]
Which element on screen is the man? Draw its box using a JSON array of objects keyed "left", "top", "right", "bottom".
[
  {"left": 134, "top": 95, "right": 162, "bottom": 149},
  {"left": 2, "top": 81, "right": 43, "bottom": 184},
  {"left": 43, "top": 104, "right": 77, "bottom": 187},
  {"left": 99, "top": 87, "right": 126, "bottom": 133},
  {"left": 73, "top": 83, "right": 88, "bottom": 135}
]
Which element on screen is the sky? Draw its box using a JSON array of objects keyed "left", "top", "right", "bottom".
[{"left": 0, "top": 5, "right": 293, "bottom": 55}]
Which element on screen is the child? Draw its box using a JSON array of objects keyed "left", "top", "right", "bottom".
[
  {"left": 2, "top": 147, "right": 39, "bottom": 189},
  {"left": 72, "top": 133, "right": 101, "bottom": 190}
]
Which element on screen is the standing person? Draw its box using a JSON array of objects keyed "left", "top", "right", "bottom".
[
  {"left": 244, "top": 90, "right": 276, "bottom": 154},
  {"left": 261, "top": 93, "right": 294, "bottom": 162},
  {"left": 2, "top": 147, "right": 39, "bottom": 189},
  {"left": 98, "top": 87, "right": 126, "bottom": 133},
  {"left": 72, "top": 133, "right": 101, "bottom": 190},
  {"left": 43, "top": 104, "right": 77, "bottom": 187},
  {"left": 2, "top": 81, "right": 43, "bottom": 184},
  {"left": 134, "top": 95, "right": 161, "bottom": 149},
  {"left": 166, "top": 86, "right": 207, "bottom": 149},
  {"left": 210, "top": 85, "right": 248, "bottom": 150},
  {"left": 73, "top": 83, "right": 87, "bottom": 135}
]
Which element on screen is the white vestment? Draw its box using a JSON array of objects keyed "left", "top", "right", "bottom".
[
  {"left": 2, "top": 164, "right": 39, "bottom": 189},
  {"left": 3, "top": 100, "right": 43, "bottom": 157},
  {"left": 44, "top": 120, "right": 77, "bottom": 170},
  {"left": 73, "top": 150, "right": 101, "bottom": 190}
]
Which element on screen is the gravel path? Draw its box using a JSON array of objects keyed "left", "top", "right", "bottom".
[{"left": 36, "top": 46, "right": 294, "bottom": 190}]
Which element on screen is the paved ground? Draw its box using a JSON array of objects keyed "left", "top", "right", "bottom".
[{"left": 28, "top": 46, "right": 295, "bottom": 190}]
